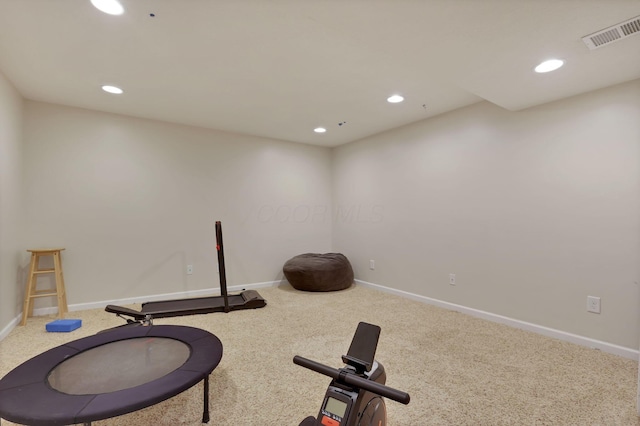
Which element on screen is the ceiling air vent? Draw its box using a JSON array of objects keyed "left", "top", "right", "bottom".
[{"left": 582, "top": 15, "right": 640, "bottom": 50}]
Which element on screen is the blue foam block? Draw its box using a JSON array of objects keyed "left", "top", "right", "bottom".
[{"left": 46, "top": 319, "right": 82, "bottom": 332}]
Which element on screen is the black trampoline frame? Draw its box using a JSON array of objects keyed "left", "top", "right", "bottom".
[{"left": 0, "top": 325, "right": 223, "bottom": 426}]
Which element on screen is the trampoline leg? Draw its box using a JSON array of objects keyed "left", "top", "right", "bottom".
[{"left": 202, "top": 376, "right": 210, "bottom": 423}]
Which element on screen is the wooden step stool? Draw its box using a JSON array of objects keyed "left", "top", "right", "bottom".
[{"left": 21, "top": 248, "right": 68, "bottom": 326}]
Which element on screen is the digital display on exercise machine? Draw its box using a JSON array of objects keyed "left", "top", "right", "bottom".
[{"left": 324, "top": 397, "right": 347, "bottom": 418}]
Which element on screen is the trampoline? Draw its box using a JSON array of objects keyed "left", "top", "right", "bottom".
[{"left": 0, "top": 325, "right": 223, "bottom": 426}]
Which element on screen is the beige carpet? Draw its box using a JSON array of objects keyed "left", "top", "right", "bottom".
[{"left": 1, "top": 284, "right": 638, "bottom": 425}]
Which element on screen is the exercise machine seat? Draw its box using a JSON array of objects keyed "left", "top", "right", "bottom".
[{"left": 283, "top": 253, "right": 353, "bottom": 292}]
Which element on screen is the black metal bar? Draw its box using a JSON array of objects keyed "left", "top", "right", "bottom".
[
  {"left": 105, "top": 305, "right": 147, "bottom": 321},
  {"left": 293, "top": 356, "right": 411, "bottom": 405},
  {"left": 215, "top": 221, "right": 230, "bottom": 313},
  {"left": 202, "top": 376, "right": 210, "bottom": 423}
]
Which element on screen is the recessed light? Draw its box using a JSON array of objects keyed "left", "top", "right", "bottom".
[
  {"left": 534, "top": 59, "right": 564, "bottom": 73},
  {"left": 387, "top": 94, "right": 404, "bottom": 103},
  {"left": 90, "top": 0, "right": 124, "bottom": 15},
  {"left": 314, "top": 127, "right": 327, "bottom": 133},
  {"left": 101, "top": 85, "right": 123, "bottom": 94}
]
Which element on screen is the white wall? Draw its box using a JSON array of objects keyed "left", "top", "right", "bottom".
[
  {"left": 22, "top": 101, "right": 333, "bottom": 306},
  {"left": 4, "top": 79, "right": 640, "bottom": 353},
  {"left": 333, "top": 80, "right": 640, "bottom": 350},
  {"left": 0, "top": 70, "right": 24, "bottom": 328}
]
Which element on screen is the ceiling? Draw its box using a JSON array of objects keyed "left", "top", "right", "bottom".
[{"left": 1, "top": 0, "right": 639, "bottom": 147}]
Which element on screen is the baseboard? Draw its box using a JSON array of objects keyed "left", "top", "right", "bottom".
[
  {"left": 355, "top": 279, "right": 639, "bottom": 361},
  {"left": 5, "top": 279, "right": 636, "bottom": 360},
  {"left": 0, "top": 314, "right": 21, "bottom": 341}
]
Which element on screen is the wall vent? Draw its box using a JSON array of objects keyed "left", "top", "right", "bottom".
[{"left": 582, "top": 15, "right": 640, "bottom": 50}]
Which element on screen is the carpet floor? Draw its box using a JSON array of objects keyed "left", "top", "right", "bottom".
[{"left": 1, "top": 284, "right": 638, "bottom": 425}]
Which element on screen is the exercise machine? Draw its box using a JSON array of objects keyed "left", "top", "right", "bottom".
[
  {"left": 105, "top": 221, "right": 266, "bottom": 326},
  {"left": 294, "top": 322, "right": 410, "bottom": 426}
]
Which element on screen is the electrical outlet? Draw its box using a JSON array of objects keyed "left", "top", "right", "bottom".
[
  {"left": 187, "top": 265, "right": 193, "bottom": 275},
  {"left": 369, "top": 260, "right": 375, "bottom": 270},
  {"left": 449, "top": 273, "right": 456, "bottom": 285},
  {"left": 587, "top": 296, "right": 600, "bottom": 314}
]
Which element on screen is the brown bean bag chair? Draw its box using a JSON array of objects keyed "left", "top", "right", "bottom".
[{"left": 283, "top": 253, "right": 353, "bottom": 292}]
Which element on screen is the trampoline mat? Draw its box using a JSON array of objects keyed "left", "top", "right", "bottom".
[
  {"left": 0, "top": 325, "right": 222, "bottom": 426},
  {"left": 48, "top": 337, "right": 191, "bottom": 394}
]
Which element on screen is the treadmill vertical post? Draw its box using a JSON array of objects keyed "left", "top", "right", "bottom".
[{"left": 215, "top": 221, "right": 230, "bottom": 313}]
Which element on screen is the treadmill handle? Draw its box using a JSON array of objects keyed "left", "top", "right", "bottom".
[
  {"left": 105, "top": 305, "right": 147, "bottom": 321},
  {"left": 293, "top": 355, "right": 410, "bottom": 405}
]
